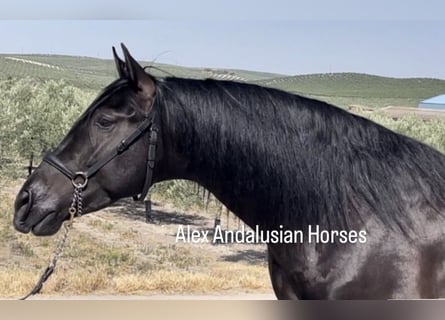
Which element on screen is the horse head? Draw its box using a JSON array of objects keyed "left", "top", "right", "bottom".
[{"left": 13, "top": 44, "right": 163, "bottom": 236}]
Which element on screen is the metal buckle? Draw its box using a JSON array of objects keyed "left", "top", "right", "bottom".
[{"left": 71, "top": 172, "right": 88, "bottom": 189}]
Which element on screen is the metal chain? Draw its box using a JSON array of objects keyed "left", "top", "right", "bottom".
[{"left": 19, "top": 186, "right": 83, "bottom": 300}]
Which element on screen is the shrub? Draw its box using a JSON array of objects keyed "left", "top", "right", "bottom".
[{"left": 0, "top": 78, "right": 93, "bottom": 177}]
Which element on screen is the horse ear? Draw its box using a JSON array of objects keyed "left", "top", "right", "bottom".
[
  {"left": 112, "top": 46, "right": 127, "bottom": 78},
  {"left": 120, "top": 43, "right": 155, "bottom": 101}
]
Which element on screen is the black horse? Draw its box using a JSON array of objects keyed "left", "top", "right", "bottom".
[{"left": 13, "top": 44, "right": 445, "bottom": 299}]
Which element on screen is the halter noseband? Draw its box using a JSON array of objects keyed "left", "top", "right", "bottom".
[{"left": 43, "top": 81, "right": 158, "bottom": 203}]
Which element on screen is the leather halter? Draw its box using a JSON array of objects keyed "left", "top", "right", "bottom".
[{"left": 43, "top": 80, "right": 158, "bottom": 202}]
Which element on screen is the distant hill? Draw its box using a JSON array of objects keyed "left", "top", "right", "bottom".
[
  {"left": 1, "top": 54, "right": 444, "bottom": 108},
  {"left": 0, "top": 54, "right": 283, "bottom": 90},
  {"left": 255, "top": 73, "right": 445, "bottom": 108}
]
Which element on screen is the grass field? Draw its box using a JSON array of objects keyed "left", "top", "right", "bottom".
[{"left": 256, "top": 73, "right": 445, "bottom": 108}]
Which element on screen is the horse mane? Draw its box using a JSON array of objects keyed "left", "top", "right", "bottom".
[{"left": 153, "top": 77, "right": 445, "bottom": 233}]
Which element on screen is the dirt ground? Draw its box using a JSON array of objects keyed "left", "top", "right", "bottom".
[
  {"left": 92, "top": 197, "right": 269, "bottom": 264},
  {"left": 1, "top": 180, "right": 274, "bottom": 299}
]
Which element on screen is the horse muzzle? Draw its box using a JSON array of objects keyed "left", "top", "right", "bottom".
[{"left": 14, "top": 188, "right": 65, "bottom": 236}]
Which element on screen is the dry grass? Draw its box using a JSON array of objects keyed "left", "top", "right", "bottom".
[
  {"left": 0, "top": 185, "right": 271, "bottom": 298},
  {"left": 0, "top": 263, "right": 270, "bottom": 297}
]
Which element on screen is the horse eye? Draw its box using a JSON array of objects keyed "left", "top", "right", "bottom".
[{"left": 95, "top": 117, "right": 114, "bottom": 129}]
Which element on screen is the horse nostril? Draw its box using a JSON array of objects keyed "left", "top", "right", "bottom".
[{"left": 14, "top": 190, "right": 33, "bottom": 226}]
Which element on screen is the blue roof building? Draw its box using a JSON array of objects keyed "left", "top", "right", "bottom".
[{"left": 419, "top": 94, "right": 445, "bottom": 110}]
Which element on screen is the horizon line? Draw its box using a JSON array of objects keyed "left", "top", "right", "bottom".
[{"left": 1, "top": 52, "right": 444, "bottom": 81}]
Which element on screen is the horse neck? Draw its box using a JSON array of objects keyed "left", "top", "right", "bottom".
[{"left": 156, "top": 79, "right": 280, "bottom": 228}]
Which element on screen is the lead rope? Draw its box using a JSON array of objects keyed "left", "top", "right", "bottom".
[{"left": 19, "top": 184, "right": 84, "bottom": 300}]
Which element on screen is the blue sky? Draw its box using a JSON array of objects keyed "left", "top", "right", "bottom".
[{"left": 0, "top": 1, "right": 444, "bottom": 78}]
